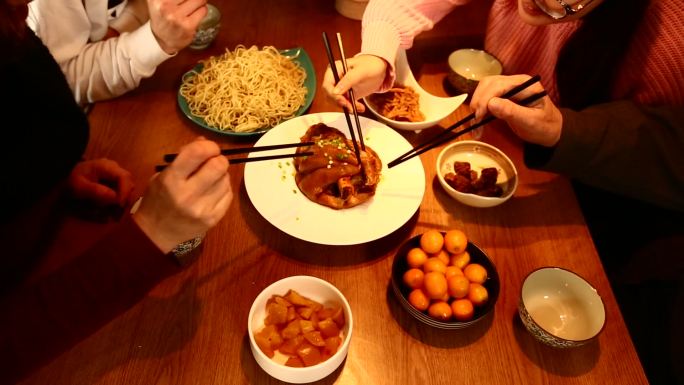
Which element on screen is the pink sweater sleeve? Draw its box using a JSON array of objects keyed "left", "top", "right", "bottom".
[{"left": 361, "top": 0, "right": 470, "bottom": 90}]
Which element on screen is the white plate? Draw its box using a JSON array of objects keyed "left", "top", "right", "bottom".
[{"left": 244, "top": 112, "right": 425, "bottom": 245}]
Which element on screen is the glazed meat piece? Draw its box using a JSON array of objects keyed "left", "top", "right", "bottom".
[
  {"left": 445, "top": 162, "right": 504, "bottom": 198},
  {"left": 293, "top": 123, "right": 382, "bottom": 209}
]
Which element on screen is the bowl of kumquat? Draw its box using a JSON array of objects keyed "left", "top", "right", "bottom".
[{"left": 391, "top": 229, "right": 500, "bottom": 329}]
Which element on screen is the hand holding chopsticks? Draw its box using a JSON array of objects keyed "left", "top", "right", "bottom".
[
  {"left": 156, "top": 142, "right": 314, "bottom": 172},
  {"left": 387, "top": 75, "right": 546, "bottom": 169},
  {"left": 322, "top": 32, "right": 364, "bottom": 167}
]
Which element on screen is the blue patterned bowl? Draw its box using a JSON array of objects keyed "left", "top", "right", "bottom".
[{"left": 518, "top": 267, "right": 606, "bottom": 348}]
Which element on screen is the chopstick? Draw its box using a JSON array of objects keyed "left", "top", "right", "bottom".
[
  {"left": 387, "top": 89, "right": 548, "bottom": 169},
  {"left": 387, "top": 75, "right": 542, "bottom": 168},
  {"left": 335, "top": 33, "right": 365, "bottom": 151},
  {"left": 162, "top": 141, "right": 314, "bottom": 163},
  {"left": 322, "top": 32, "right": 363, "bottom": 167},
  {"left": 156, "top": 142, "right": 315, "bottom": 171}
]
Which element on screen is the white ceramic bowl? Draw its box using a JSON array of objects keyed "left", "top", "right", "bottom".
[
  {"left": 436, "top": 141, "right": 518, "bottom": 208},
  {"left": 518, "top": 267, "right": 606, "bottom": 348},
  {"left": 248, "top": 276, "right": 353, "bottom": 383},
  {"left": 364, "top": 49, "right": 467, "bottom": 132},
  {"left": 447, "top": 49, "right": 502, "bottom": 95}
]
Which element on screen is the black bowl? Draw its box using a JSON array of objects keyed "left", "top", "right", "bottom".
[{"left": 391, "top": 233, "right": 500, "bottom": 329}]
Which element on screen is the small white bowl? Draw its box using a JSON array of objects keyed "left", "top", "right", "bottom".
[
  {"left": 248, "top": 276, "right": 353, "bottom": 383},
  {"left": 364, "top": 49, "right": 467, "bottom": 132},
  {"left": 447, "top": 49, "right": 502, "bottom": 95},
  {"left": 518, "top": 267, "right": 606, "bottom": 348},
  {"left": 436, "top": 141, "right": 518, "bottom": 208}
]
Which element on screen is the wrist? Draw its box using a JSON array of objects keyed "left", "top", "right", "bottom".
[{"left": 131, "top": 211, "right": 178, "bottom": 253}]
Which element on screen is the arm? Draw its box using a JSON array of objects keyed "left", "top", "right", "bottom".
[
  {"left": 525, "top": 101, "right": 684, "bottom": 212},
  {"left": 27, "top": 0, "right": 206, "bottom": 104},
  {"left": 361, "top": 0, "right": 468, "bottom": 84},
  {"left": 0, "top": 138, "right": 233, "bottom": 383},
  {"left": 27, "top": 0, "right": 172, "bottom": 104},
  {"left": 0, "top": 216, "right": 179, "bottom": 384},
  {"left": 58, "top": 23, "right": 172, "bottom": 104},
  {"left": 323, "top": 0, "right": 468, "bottom": 111}
]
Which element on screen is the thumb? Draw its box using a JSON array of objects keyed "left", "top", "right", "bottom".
[{"left": 487, "top": 97, "right": 531, "bottom": 124}]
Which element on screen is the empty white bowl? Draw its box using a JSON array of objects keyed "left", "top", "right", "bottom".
[
  {"left": 248, "top": 276, "right": 353, "bottom": 383},
  {"left": 364, "top": 49, "right": 467, "bottom": 132},
  {"left": 447, "top": 49, "right": 502, "bottom": 95},
  {"left": 436, "top": 140, "right": 518, "bottom": 208},
  {"left": 518, "top": 267, "right": 606, "bottom": 348}
]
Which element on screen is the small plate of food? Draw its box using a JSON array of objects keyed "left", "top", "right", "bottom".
[
  {"left": 177, "top": 46, "right": 316, "bottom": 137},
  {"left": 364, "top": 49, "right": 467, "bottom": 132},
  {"left": 436, "top": 140, "right": 518, "bottom": 208},
  {"left": 244, "top": 112, "right": 425, "bottom": 245}
]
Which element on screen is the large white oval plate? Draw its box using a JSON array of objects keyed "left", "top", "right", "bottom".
[{"left": 244, "top": 112, "right": 425, "bottom": 245}]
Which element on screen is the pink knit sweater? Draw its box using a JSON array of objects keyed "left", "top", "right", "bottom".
[{"left": 361, "top": 0, "right": 684, "bottom": 106}]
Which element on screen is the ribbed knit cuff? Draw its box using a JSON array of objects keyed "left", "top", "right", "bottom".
[
  {"left": 361, "top": 21, "right": 401, "bottom": 92},
  {"left": 123, "top": 22, "right": 174, "bottom": 77}
]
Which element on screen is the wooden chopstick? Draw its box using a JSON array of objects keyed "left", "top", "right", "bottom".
[
  {"left": 387, "top": 75, "right": 542, "bottom": 168},
  {"left": 335, "top": 33, "right": 365, "bottom": 151},
  {"left": 387, "top": 90, "right": 548, "bottom": 169},
  {"left": 322, "top": 32, "right": 363, "bottom": 167},
  {"left": 155, "top": 151, "right": 314, "bottom": 172},
  {"left": 163, "top": 141, "right": 314, "bottom": 163}
]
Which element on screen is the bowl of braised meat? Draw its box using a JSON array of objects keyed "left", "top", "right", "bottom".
[{"left": 436, "top": 141, "right": 518, "bottom": 208}]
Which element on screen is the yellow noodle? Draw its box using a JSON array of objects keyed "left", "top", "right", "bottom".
[
  {"left": 368, "top": 85, "right": 425, "bottom": 122},
  {"left": 179, "top": 45, "right": 308, "bottom": 132}
]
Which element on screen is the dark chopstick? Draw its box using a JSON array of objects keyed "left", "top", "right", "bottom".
[
  {"left": 335, "top": 32, "right": 365, "bottom": 151},
  {"left": 163, "top": 141, "right": 314, "bottom": 163},
  {"left": 387, "top": 90, "right": 548, "bottom": 168},
  {"left": 322, "top": 32, "right": 363, "bottom": 167},
  {"left": 155, "top": 151, "right": 314, "bottom": 172},
  {"left": 387, "top": 75, "right": 542, "bottom": 167},
  {"left": 227, "top": 151, "right": 314, "bottom": 164}
]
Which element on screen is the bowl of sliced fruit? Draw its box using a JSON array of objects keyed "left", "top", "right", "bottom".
[
  {"left": 248, "top": 275, "right": 352, "bottom": 383},
  {"left": 391, "top": 229, "right": 500, "bottom": 329}
]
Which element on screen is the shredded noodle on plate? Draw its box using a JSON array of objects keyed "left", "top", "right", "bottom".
[{"left": 179, "top": 45, "right": 308, "bottom": 133}]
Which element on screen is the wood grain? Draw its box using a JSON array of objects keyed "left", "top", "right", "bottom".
[{"left": 19, "top": 0, "right": 647, "bottom": 384}]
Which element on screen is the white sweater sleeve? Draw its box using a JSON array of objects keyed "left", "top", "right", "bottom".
[{"left": 27, "top": 0, "right": 173, "bottom": 105}]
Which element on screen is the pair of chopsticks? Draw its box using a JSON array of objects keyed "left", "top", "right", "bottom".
[
  {"left": 322, "top": 32, "right": 364, "bottom": 167},
  {"left": 387, "top": 75, "right": 545, "bottom": 169},
  {"left": 155, "top": 142, "right": 314, "bottom": 172}
]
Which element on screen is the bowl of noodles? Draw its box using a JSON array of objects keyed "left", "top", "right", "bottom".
[
  {"left": 364, "top": 49, "right": 467, "bottom": 132},
  {"left": 177, "top": 46, "right": 316, "bottom": 137}
]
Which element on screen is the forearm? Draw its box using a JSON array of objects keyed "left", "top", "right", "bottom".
[
  {"left": 361, "top": 0, "right": 468, "bottom": 89},
  {"left": 524, "top": 101, "right": 684, "bottom": 211},
  {"left": 59, "top": 22, "right": 173, "bottom": 104},
  {"left": 0, "top": 216, "right": 179, "bottom": 383}
]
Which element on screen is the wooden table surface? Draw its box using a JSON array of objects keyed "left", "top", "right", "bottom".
[{"left": 20, "top": 1, "right": 648, "bottom": 384}]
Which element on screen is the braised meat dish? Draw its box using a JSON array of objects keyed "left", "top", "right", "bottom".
[
  {"left": 444, "top": 161, "right": 503, "bottom": 197},
  {"left": 294, "top": 123, "right": 382, "bottom": 209}
]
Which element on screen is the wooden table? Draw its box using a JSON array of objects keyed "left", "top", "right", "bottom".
[{"left": 20, "top": 1, "right": 648, "bottom": 384}]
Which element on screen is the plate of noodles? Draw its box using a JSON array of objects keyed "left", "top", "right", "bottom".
[
  {"left": 244, "top": 112, "right": 426, "bottom": 245},
  {"left": 177, "top": 46, "right": 316, "bottom": 136}
]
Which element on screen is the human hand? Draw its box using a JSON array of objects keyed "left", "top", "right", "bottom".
[
  {"left": 322, "top": 54, "right": 388, "bottom": 113},
  {"left": 68, "top": 158, "right": 135, "bottom": 207},
  {"left": 132, "top": 138, "right": 232, "bottom": 253},
  {"left": 147, "top": 0, "right": 208, "bottom": 54},
  {"left": 470, "top": 75, "right": 563, "bottom": 147}
]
